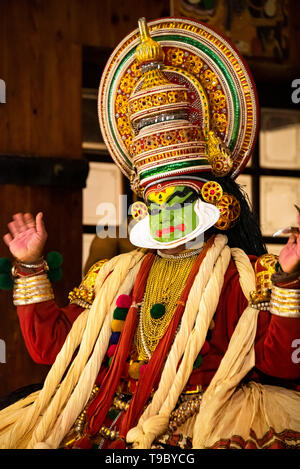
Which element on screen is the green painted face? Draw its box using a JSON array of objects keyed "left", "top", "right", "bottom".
[{"left": 146, "top": 185, "right": 199, "bottom": 243}]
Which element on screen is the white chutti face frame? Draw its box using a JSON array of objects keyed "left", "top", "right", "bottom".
[{"left": 129, "top": 199, "right": 220, "bottom": 249}]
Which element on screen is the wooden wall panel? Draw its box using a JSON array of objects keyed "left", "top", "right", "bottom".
[
  {"left": 70, "top": 0, "right": 170, "bottom": 48},
  {"left": 0, "top": 0, "right": 82, "bottom": 158},
  {"left": 0, "top": 0, "right": 170, "bottom": 399},
  {"left": 0, "top": 0, "right": 84, "bottom": 398},
  {"left": 288, "top": 0, "right": 300, "bottom": 69}
]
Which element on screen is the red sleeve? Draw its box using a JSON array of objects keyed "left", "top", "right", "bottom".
[
  {"left": 17, "top": 301, "right": 84, "bottom": 365},
  {"left": 224, "top": 257, "right": 300, "bottom": 381},
  {"left": 255, "top": 312, "right": 300, "bottom": 380}
]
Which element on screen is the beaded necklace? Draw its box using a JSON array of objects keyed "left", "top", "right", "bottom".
[
  {"left": 135, "top": 252, "right": 198, "bottom": 361},
  {"left": 157, "top": 245, "right": 203, "bottom": 259}
]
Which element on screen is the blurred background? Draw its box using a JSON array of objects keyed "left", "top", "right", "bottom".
[{"left": 0, "top": 0, "right": 299, "bottom": 398}]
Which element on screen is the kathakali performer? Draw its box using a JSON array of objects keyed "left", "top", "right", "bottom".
[{"left": 1, "top": 17, "right": 300, "bottom": 449}]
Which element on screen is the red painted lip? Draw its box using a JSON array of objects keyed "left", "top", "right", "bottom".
[{"left": 156, "top": 224, "right": 186, "bottom": 238}]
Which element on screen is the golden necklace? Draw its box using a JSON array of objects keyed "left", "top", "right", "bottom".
[{"left": 135, "top": 252, "right": 198, "bottom": 362}]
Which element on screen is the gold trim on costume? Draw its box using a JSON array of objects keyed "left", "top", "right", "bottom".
[
  {"left": 270, "top": 285, "right": 300, "bottom": 318},
  {"left": 168, "top": 393, "right": 202, "bottom": 433},
  {"left": 68, "top": 259, "right": 108, "bottom": 308},
  {"left": 13, "top": 274, "right": 54, "bottom": 305},
  {"left": 249, "top": 253, "right": 278, "bottom": 308}
]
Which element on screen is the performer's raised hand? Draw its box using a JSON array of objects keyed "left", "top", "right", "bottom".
[
  {"left": 279, "top": 213, "right": 300, "bottom": 274},
  {"left": 3, "top": 212, "right": 48, "bottom": 263}
]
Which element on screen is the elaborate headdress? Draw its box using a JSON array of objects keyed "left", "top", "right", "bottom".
[{"left": 98, "top": 17, "right": 258, "bottom": 198}]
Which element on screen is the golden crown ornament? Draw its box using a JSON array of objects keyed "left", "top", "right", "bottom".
[
  {"left": 98, "top": 15, "right": 258, "bottom": 242},
  {"left": 207, "top": 131, "right": 233, "bottom": 177},
  {"left": 98, "top": 17, "right": 258, "bottom": 196}
]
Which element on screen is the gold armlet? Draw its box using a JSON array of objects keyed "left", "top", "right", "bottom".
[
  {"left": 249, "top": 253, "right": 278, "bottom": 310},
  {"left": 68, "top": 259, "right": 108, "bottom": 309},
  {"left": 13, "top": 274, "right": 54, "bottom": 305},
  {"left": 269, "top": 285, "right": 300, "bottom": 318}
]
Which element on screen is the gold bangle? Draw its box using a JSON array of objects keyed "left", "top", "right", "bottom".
[
  {"left": 14, "top": 273, "right": 49, "bottom": 282},
  {"left": 12, "top": 259, "right": 49, "bottom": 278},
  {"left": 270, "top": 285, "right": 300, "bottom": 318},
  {"left": 272, "top": 285, "right": 300, "bottom": 298},
  {"left": 13, "top": 274, "right": 54, "bottom": 305}
]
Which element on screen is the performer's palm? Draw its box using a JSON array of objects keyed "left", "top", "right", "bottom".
[
  {"left": 3, "top": 212, "right": 48, "bottom": 263},
  {"left": 279, "top": 214, "right": 300, "bottom": 274}
]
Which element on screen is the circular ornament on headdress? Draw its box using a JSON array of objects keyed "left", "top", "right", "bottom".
[
  {"left": 201, "top": 181, "right": 223, "bottom": 204},
  {"left": 131, "top": 201, "right": 148, "bottom": 221},
  {"left": 98, "top": 17, "right": 258, "bottom": 190},
  {"left": 214, "top": 193, "right": 241, "bottom": 230}
]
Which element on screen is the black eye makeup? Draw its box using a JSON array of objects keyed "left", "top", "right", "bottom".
[
  {"left": 166, "top": 190, "right": 198, "bottom": 207},
  {"left": 148, "top": 194, "right": 198, "bottom": 216},
  {"left": 146, "top": 187, "right": 199, "bottom": 215}
]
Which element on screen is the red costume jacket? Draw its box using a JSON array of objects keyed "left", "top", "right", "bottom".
[{"left": 16, "top": 258, "right": 300, "bottom": 390}]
